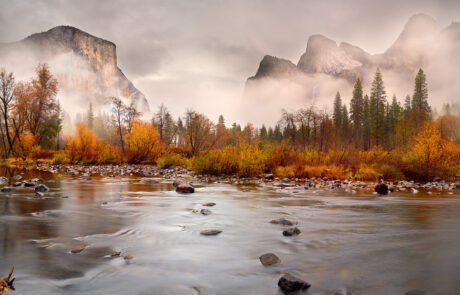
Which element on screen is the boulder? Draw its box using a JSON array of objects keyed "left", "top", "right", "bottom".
[
  {"left": 176, "top": 182, "right": 195, "bottom": 193},
  {"left": 173, "top": 179, "right": 187, "bottom": 188},
  {"left": 200, "top": 229, "right": 222, "bottom": 236},
  {"left": 35, "top": 184, "right": 50, "bottom": 192},
  {"left": 259, "top": 253, "right": 281, "bottom": 266},
  {"left": 283, "top": 227, "right": 301, "bottom": 236},
  {"left": 374, "top": 182, "right": 388, "bottom": 195},
  {"left": 278, "top": 273, "right": 311, "bottom": 293}
]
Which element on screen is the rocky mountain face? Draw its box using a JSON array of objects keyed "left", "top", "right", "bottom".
[
  {"left": 0, "top": 26, "right": 150, "bottom": 113},
  {"left": 247, "top": 14, "right": 460, "bottom": 104}
]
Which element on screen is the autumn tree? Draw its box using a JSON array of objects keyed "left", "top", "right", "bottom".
[
  {"left": 110, "top": 97, "right": 127, "bottom": 152},
  {"left": 183, "top": 110, "right": 215, "bottom": 155},
  {"left": 153, "top": 104, "right": 175, "bottom": 145},
  {"left": 0, "top": 69, "right": 15, "bottom": 156},
  {"left": 124, "top": 120, "right": 163, "bottom": 163}
]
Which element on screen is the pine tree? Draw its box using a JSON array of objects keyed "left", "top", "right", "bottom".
[
  {"left": 87, "top": 102, "right": 94, "bottom": 130},
  {"left": 411, "top": 68, "right": 431, "bottom": 129},
  {"left": 259, "top": 125, "right": 268, "bottom": 141},
  {"left": 404, "top": 95, "right": 411, "bottom": 119},
  {"left": 369, "top": 68, "right": 387, "bottom": 146},
  {"left": 362, "top": 94, "right": 371, "bottom": 150},
  {"left": 350, "top": 77, "right": 364, "bottom": 148},
  {"left": 267, "top": 127, "right": 274, "bottom": 142},
  {"left": 218, "top": 114, "right": 225, "bottom": 125},
  {"left": 341, "top": 104, "right": 351, "bottom": 143},
  {"left": 333, "top": 91, "right": 342, "bottom": 129}
]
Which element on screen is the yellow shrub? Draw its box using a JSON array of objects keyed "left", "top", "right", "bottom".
[
  {"left": 274, "top": 166, "right": 296, "bottom": 178},
  {"left": 52, "top": 151, "right": 71, "bottom": 164},
  {"left": 158, "top": 153, "right": 187, "bottom": 169},
  {"left": 354, "top": 165, "right": 381, "bottom": 181}
]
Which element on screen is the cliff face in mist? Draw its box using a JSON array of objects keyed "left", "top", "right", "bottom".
[
  {"left": 0, "top": 25, "right": 150, "bottom": 113},
  {"left": 247, "top": 14, "right": 460, "bottom": 107}
]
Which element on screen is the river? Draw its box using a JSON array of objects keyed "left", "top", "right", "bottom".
[{"left": 0, "top": 166, "right": 459, "bottom": 294}]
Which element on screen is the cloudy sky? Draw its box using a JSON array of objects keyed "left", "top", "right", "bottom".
[{"left": 0, "top": 0, "right": 459, "bottom": 124}]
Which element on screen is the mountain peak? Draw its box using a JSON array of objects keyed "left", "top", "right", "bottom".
[
  {"left": 297, "top": 34, "right": 361, "bottom": 76},
  {"left": 248, "top": 55, "right": 298, "bottom": 80}
]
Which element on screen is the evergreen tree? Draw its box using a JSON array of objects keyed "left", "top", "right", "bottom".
[
  {"left": 333, "top": 91, "right": 343, "bottom": 129},
  {"left": 411, "top": 68, "right": 431, "bottom": 128},
  {"left": 218, "top": 114, "right": 225, "bottom": 125},
  {"left": 369, "top": 68, "right": 387, "bottom": 146},
  {"left": 350, "top": 77, "right": 364, "bottom": 148},
  {"left": 87, "top": 102, "right": 94, "bottom": 130},
  {"left": 341, "top": 104, "right": 351, "bottom": 143},
  {"left": 362, "top": 94, "right": 371, "bottom": 150},
  {"left": 273, "top": 124, "right": 283, "bottom": 142},
  {"left": 267, "top": 127, "right": 274, "bottom": 142},
  {"left": 404, "top": 95, "right": 411, "bottom": 119},
  {"left": 259, "top": 125, "right": 268, "bottom": 141}
]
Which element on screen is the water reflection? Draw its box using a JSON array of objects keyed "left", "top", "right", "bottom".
[{"left": 0, "top": 168, "right": 459, "bottom": 294}]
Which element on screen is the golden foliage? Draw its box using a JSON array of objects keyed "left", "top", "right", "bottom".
[{"left": 123, "top": 120, "right": 163, "bottom": 163}]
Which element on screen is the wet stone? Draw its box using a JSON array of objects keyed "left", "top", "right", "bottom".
[
  {"left": 200, "top": 229, "right": 222, "bottom": 236},
  {"left": 202, "top": 202, "right": 216, "bottom": 207},
  {"left": 1, "top": 187, "right": 12, "bottom": 193},
  {"left": 200, "top": 209, "right": 212, "bottom": 215},
  {"left": 35, "top": 184, "right": 50, "bottom": 192},
  {"left": 283, "top": 227, "right": 301, "bottom": 236},
  {"left": 259, "top": 253, "right": 281, "bottom": 266},
  {"left": 70, "top": 247, "right": 85, "bottom": 254},
  {"left": 270, "top": 218, "right": 296, "bottom": 226},
  {"left": 278, "top": 273, "right": 311, "bottom": 293},
  {"left": 374, "top": 183, "right": 388, "bottom": 195},
  {"left": 176, "top": 182, "right": 195, "bottom": 194}
]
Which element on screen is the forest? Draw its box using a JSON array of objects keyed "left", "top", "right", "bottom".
[{"left": 0, "top": 64, "right": 459, "bottom": 181}]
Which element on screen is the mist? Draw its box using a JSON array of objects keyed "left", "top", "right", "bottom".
[{"left": 0, "top": 0, "right": 459, "bottom": 127}]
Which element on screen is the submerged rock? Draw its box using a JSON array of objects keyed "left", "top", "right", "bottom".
[
  {"left": 70, "top": 247, "right": 85, "bottom": 254},
  {"left": 278, "top": 273, "right": 311, "bottom": 293},
  {"left": 1, "top": 187, "right": 12, "bottom": 193},
  {"left": 283, "top": 227, "right": 301, "bottom": 236},
  {"left": 270, "top": 218, "right": 296, "bottom": 226},
  {"left": 200, "top": 229, "right": 222, "bottom": 236},
  {"left": 202, "top": 202, "right": 216, "bottom": 207},
  {"left": 259, "top": 253, "right": 281, "bottom": 266}
]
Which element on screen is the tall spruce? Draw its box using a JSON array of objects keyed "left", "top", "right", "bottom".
[
  {"left": 350, "top": 77, "right": 364, "bottom": 148},
  {"left": 411, "top": 68, "right": 431, "bottom": 129},
  {"left": 362, "top": 94, "right": 371, "bottom": 150},
  {"left": 369, "top": 68, "right": 387, "bottom": 146}
]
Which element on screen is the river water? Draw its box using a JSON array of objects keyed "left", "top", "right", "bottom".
[{"left": 0, "top": 167, "right": 459, "bottom": 295}]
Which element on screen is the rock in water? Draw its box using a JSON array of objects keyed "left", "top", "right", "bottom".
[
  {"left": 404, "top": 290, "right": 436, "bottom": 295},
  {"left": 35, "top": 184, "right": 50, "bottom": 192},
  {"left": 176, "top": 182, "right": 194, "bottom": 194},
  {"left": 259, "top": 253, "right": 281, "bottom": 266},
  {"left": 278, "top": 273, "right": 311, "bottom": 293},
  {"left": 200, "top": 229, "right": 222, "bottom": 236},
  {"left": 374, "top": 182, "right": 388, "bottom": 195},
  {"left": 200, "top": 209, "right": 212, "bottom": 215},
  {"left": 0, "top": 176, "right": 8, "bottom": 185},
  {"left": 270, "top": 218, "right": 296, "bottom": 226},
  {"left": 283, "top": 227, "right": 301, "bottom": 236},
  {"left": 1, "top": 187, "right": 12, "bottom": 193},
  {"left": 202, "top": 202, "right": 216, "bottom": 207}
]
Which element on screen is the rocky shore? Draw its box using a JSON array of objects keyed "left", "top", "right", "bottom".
[{"left": 27, "top": 163, "right": 460, "bottom": 196}]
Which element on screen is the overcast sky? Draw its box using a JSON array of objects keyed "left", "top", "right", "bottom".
[{"left": 0, "top": 0, "right": 459, "bottom": 124}]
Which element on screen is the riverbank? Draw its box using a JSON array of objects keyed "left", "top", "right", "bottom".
[{"left": 27, "top": 163, "right": 460, "bottom": 196}]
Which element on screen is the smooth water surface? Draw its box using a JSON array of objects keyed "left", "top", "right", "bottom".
[{"left": 1, "top": 167, "right": 459, "bottom": 294}]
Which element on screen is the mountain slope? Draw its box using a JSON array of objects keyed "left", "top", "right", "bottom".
[{"left": 0, "top": 25, "right": 150, "bottom": 113}]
